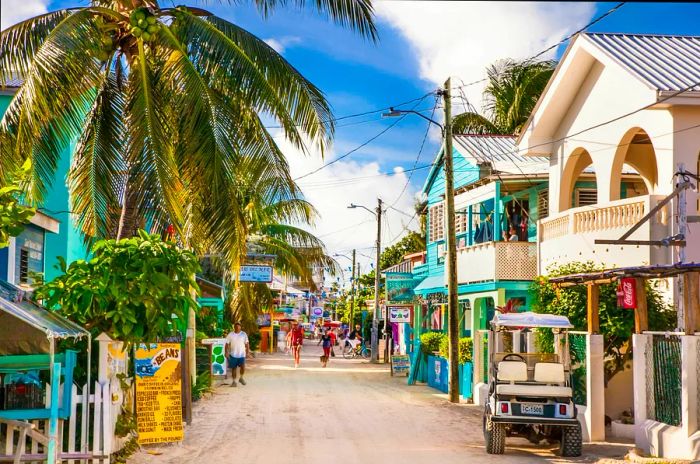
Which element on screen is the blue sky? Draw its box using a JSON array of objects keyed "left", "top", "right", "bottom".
[{"left": 3, "top": 1, "right": 700, "bottom": 275}]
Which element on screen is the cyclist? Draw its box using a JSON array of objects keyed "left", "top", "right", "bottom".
[{"left": 347, "top": 324, "right": 363, "bottom": 352}]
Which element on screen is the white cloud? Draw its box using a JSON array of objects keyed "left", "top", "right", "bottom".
[
  {"left": 1, "top": 0, "right": 49, "bottom": 30},
  {"left": 274, "top": 134, "right": 420, "bottom": 285},
  {"left": 264, "top": 36, "right": 302, "bottom": 54},
  {"left": 375, "top": 1, "right": 596, "bottom": 112}
]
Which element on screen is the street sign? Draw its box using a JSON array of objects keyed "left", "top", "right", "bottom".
[
  {"left": 239, "top": 265, "right": 273, "bottom": 283},
  {"left": 312, "top": 307, "right": 323, "bottom": 317}
]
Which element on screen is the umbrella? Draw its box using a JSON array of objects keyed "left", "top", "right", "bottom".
[{"left": 323, "top": 321, "right": 341, "bottom": 327}]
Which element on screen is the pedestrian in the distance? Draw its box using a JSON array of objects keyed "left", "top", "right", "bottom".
[
  {"left": 290, "top": 321, "right": 305, "bottom": 368},
  {"left": 225, "top": 322, "right": 249, "bottom": 387},
  {"left": 329, "top": 328, "right": 337, "bottom": 357},
  {"left": 318, "top": 328, "right": 332, "bottom": 367}
]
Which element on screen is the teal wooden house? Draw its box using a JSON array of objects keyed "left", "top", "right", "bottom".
[{"left": 413, "top": 135, "right": 550, "bottom": 337}]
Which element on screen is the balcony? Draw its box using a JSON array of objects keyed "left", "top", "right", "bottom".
[
  {"left": 538, "top": 195, "right": 672, "bottom": 272},
  {"left": 455, "top": 241, "right": 538, "bottom": 284}
]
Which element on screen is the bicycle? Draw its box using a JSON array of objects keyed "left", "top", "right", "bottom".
[{"left": 342, "top": 340, "right": 371, "bottom": 359}]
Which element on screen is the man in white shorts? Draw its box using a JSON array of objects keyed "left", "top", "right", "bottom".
[{"left": 225, "top": 322, "right": 249, "bottom": 387}]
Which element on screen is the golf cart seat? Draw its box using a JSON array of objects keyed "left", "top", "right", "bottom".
[{"left": 496, "top": 361, "right": 572, "bottom": 397}]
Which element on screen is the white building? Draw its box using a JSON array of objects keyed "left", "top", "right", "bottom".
[{"left": 517, "top": 33, "right": 700, "bottom": 459}]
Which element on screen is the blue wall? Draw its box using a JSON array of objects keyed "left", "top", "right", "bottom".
[{"left": 0, "top": 93, "right": 88, "bottom": 283}]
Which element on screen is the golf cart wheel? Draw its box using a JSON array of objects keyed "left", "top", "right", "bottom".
[
  {"left": 483, "top": 411, "right": 505, "bottom": 454},
  {"left": 560, "top": 422, "right": 582, "bottom": 457}
]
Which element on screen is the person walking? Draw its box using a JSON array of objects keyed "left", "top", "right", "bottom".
[
  {"left": 225, "top": 322, "right": 249, "bottom": 387},
  {"left": 290, "top": 321, "right": 305, "bottom": 368},
  {"left": 329, "top": 327, "right": 337, "bottom": 358},
  {"left": 317, "top": 329, "right": 332, "bottom": 367}
]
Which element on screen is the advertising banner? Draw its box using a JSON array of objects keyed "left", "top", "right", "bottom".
[
  {"left": 387, "top": 305, "right": 413, "bottom": 323},
  {"left": 135, "top": 343, "right": 184, "bottom": 445},
  {"left": 239, "top": 265, "right": 273, "bottom": 283},
  {"left": 617, "top": 278, "right": 637, "bottom": 309}
]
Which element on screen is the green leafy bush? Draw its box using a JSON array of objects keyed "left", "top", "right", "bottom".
[
  {"left": 0, "top": 160, "right": 36, "bottom": 248},
  {"left": 439, "top": 336, "right": 473, "bottom": 364},
  {"left": 420, "top": 332, "right": 445, "bottom": 355},
  {"left": 36, "top": 230, "right": 201, "bottom": 344}
]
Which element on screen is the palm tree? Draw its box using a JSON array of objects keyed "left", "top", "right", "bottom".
[
  {"left": 0, "top": 0, "right": 376, "bottom": 246},
  {"left": 452, "top": 59, "right": 555, "bottom": 135}
]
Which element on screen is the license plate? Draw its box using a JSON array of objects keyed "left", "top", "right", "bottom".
[{"left": 521, "top": 404, "right": 544, "bottom": 415}]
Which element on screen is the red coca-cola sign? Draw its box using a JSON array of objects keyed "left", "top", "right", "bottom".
[{"left": 619, "top": 278, "right": 636, "bottom": 309}]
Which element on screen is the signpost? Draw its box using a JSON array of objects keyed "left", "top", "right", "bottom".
[
  {"left": 135, "top": 343, "right": 184, "bottom": 445},
  {"left": 239, "top": 265, "right": 273, "bottom": 283}
]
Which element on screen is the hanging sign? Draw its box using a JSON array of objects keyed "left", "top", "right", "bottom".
[
  {"left": 312, "top": 307, "right": 324, "bottom": 317},
  {"left": 617, "top": 278, "right": 637, "bottom": 309},
  {"left": 385, "top": 273, "right": 417, "bottom": 302},
  {"left": 135, "top": 343, "right": 184, "bottom": 445},
  {"left": 239, "top": 265, "right": 273, "bottom": 283},
  {"left": 388, "top": 305, "right": 413, "bottom": 323}
]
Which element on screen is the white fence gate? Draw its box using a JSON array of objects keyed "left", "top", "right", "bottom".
[{"left": 1, "top": 382, "right": 120, "bottom": 463}]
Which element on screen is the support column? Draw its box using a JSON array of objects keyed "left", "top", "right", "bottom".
[
  {"left": 633, "top": 333, "right": 651, "bottom": 452},
  {"left": 681, "top": 336, "right": 699, "bottom": 449},
  {"left": 683, "top": 273, "right": 700, "bottom": 334},
  {"left": 585, "top": 334, "right": 605, "bottom": 442}
]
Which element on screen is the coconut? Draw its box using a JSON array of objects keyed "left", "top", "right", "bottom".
[
  {"left": 142, "top": 31, "right": 152, "bottom": 41},
  {"left": 146, "top": 24, "right": 159, "bottom": 34},
  {"left": 131, "top": 27, "right": 142, "bottom": 38},
  {"left": 147, "top": 16, "right": 157, "bottom": 25}
]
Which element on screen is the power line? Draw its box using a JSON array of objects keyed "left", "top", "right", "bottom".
[
  {"left": 293, "top": 95, "right": 431, "bottom": 181},
  {"left": 389, "top": 94, "right": 440, "bottom": 208}
]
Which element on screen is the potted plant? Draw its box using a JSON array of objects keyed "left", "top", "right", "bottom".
[{"left": 610, "top": 409, "right": 635, "bottom": 439}]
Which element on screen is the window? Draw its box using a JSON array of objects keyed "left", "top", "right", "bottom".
[
  {"left": 428, "top": 203, "right": 444, "bottom": 242},
  {"left": 575, "top": 188, "right": 597, "bottom": 207},
  {"left": 537, "top": 189, "right": 549, "bottom": 219}
]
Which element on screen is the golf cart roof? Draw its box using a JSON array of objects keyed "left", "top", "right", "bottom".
[{"left": 491, "top": 312, "right": 574, "bottom": 329}]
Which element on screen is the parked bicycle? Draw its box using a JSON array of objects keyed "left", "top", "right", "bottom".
[{"left": 342, "top": 339, "right": 371, "bottom": 359}]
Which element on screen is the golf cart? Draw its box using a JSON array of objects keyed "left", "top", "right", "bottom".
[{"left": 483, "top": 312, "right": 582, "bottom": 457}]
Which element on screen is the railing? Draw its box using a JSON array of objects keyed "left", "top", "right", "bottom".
[
  {"left": 455, "top": 241, "right": 537, "bottom": 283},
  {"left": 540, "top": 215, "right": 570, "bottom": 241},
  {"left": 573, "top": 199, "right": 645, "bottom": 233}
]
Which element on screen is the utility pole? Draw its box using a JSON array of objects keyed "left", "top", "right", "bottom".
[
  {"left": 349, "top": 249, "right": 356, "bottom": 326},
  {"left": 371, "top": 198, "right": 382, "bottom": 363},
  {"left": 442, "top": 77, "right": 460, "bottom": 403}
]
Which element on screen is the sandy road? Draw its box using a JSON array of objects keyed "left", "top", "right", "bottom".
[{"left": 129, "top": 344, "right": 629, "bottom": 464}]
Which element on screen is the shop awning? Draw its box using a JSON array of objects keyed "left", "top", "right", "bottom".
[
  {"left": 413, "top": 275, "right": 446, "bottom": 293},
  {"left": 0, "top": 296, "right": 89, "bottom": 340}
]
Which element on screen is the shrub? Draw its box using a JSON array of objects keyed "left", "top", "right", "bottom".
[
  {"left": 439, "top": 336, "right": 473, "bottom": 364},
  {"left": 420, "top": 332, "right": 445, "bottom": 354}
]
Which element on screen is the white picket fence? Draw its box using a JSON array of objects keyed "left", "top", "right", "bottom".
[{"left": 1, "top": 381, "right": 124, "bottom": 463}]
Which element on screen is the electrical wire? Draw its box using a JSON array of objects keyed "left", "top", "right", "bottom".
[{"left": 293, "top": 95, "right": 432, "bottom": 181}]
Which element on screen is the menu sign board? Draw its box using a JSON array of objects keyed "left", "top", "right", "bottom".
[
  {"left": 390, "top": 354, "right": 410, "bottom": 377},
  {"left": 135, "top": 343, "right": 184, "bottom": 445},
  {"left": 239, "top": 265, "right": 273, "bottom": 283}
]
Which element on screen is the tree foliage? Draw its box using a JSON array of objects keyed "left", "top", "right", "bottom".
[
  {"left": 36, "top": 231, "right": 201, "bottom": 343},
  {"left": 379, "top": 230, "right": 425, "bottom": 270},
  {"left": 0, "top": 160, "right": 36, "bottom": 248},
  {"left": 529, "top": 261, "right": 676, "bottom": 383},
  {"left": 452, "top": 59, "right": 555, "bottom": 135},
  {"left": 0, "top": 0, "right": 375, "bottom": 276}
]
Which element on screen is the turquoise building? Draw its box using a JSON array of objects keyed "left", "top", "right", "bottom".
[
  {"left": 0, "top": 81, "right": 89, "bottom": 288},
  {"left": 412, "top": 135, "right": 549, "bottom": 337}
]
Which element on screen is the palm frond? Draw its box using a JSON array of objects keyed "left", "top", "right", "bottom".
[
  {"left": 250, "top": 0, "right": 377, "bottom": 41},
  {"left": 68, "top": 64, "right": 126, "bottom": 239},
  {"left": 451, "top": 111, "right": 501, "bottom": 135}
]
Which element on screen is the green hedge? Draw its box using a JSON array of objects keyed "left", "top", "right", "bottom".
[
  {"left": 419, "top": 332, "right": 445, "bottom": 355},
  {"left": 439, "top": 336, "right": 473, "bottom": 364}
]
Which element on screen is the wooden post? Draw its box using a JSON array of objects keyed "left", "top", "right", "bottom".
[
  {"left": 635, "top": 278, "right": 648, "bottom": 334},
  {"left": 587, "top": 283, "right": 600, "bottom": 334},
  {"left": 683, "top": 272, "right": 700, "bottom": 334}
]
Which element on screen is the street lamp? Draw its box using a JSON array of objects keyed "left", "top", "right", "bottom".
[
  {"left": 348, "top": 201, "right": 383, "bottom": 363},
  {"left": 383, "top": 80, "right": 460, "bottom": 403}
]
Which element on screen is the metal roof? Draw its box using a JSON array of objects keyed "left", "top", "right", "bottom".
[
  {"left": 0, "top": 295, "right": 89, "bottom": 340},
  {"left": 584, "top": 33, "right": 700, "bottom": 92},
  {"left": 453, "top": 134, "right": 549, "bottom": 175},
  {"left": 1, "top": 73, "right": 24, "bottom": 88}
]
